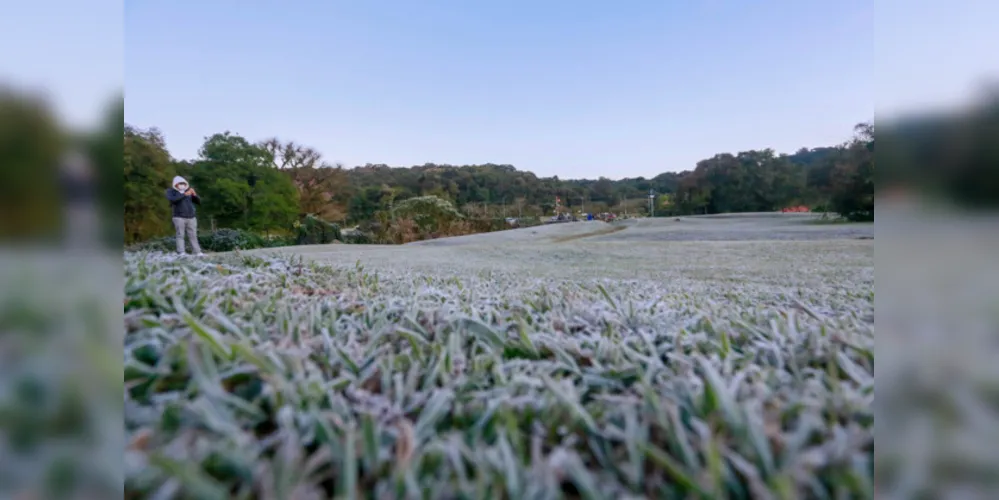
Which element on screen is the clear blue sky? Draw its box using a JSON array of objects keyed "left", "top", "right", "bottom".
[{"left": 121, "top": 0, "right": 991, "bottom": 179}]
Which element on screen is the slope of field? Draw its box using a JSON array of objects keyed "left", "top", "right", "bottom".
[
  {"left": 405, "top": 213, "right": 873, "bottom": 247},
  {"left": 406, "top": 220, "right": 612, "bottom": 247},
  {"left": 124, "top": 214, "right": 874, "bottom": 498},
  {"left": 595, "top": 213, "right": 874, "bottom": 242}
]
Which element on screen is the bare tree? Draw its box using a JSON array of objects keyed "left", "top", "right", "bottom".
[
  {"left": 259, "top": 138, "right": 349, "bottom": 221},
  {"left": 261, "top": 138, "right": 322, "bottom": 170}
]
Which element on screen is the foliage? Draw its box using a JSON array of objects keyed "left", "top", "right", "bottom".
[
  {"left": 341, "top": 230, "right": 372, "bottom": 245},
  {"left": 1, "top": 88, "right": 121, "bottom": 244},
  {"left": 294, "top": 214, "right": 342, "bottom": 245},
  {"left": 878, "top": 93, "right": 999, "bottom": 208},
  {"left": 0, "top": 87, "right": 64, "bottom": 239},
  {"left": 829, "top": 124, "right": 874, "bottom": 221},
  {"left": 261, "top": 138, "right": 350, "bottom": 222},
  {"left": 199, "top": 228, "right": 266, "bottom": 252},
  {"left": 128, "top": 216, "right": 350, "bottom": 253},
  {"left": 339, "top": 147, "right": 852, "bottom": 221},
  {"left": 335, "top": 126, "right": 877, "bottom": 222},
  {"left": 127, "top": 228, "right": 265, "bottom": 253},
  {"left": 347, "top": 185, "right": 397, "bottom": 225},
  {"left": 124, "top": 125, "right": 174, "bottom": 244},
  {"left": 126, "top": 235, "right": 176, "bottom": 253},
  {"left": 122, "top": 121, "right": 881, "bottom": 246},
  {"left": 391, "top": 195, "right": 464, "bottom": 234},
  {"left": 353, "top": 196, "right": 512, "bottom": 244},
  {"left": 179, "top": 132, "right": 300, "bottom": 233},
  {"left": 670, "top": 149, "right": 805, "bottom": 215},
  {"left": 88, "top": 95, "right": 125, "bottom": 245},
  {"left": 123, "top": 245, "right": 874, "bottom": 499}
]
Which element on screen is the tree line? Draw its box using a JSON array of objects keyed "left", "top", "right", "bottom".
[
  {"left": 124, "top": 119, "right": 884, "bottom": 244},
  {"left": 5, "top": 83, "right": 994, "bottom": 247}
]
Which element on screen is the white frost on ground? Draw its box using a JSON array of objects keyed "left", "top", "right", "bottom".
[{"left": 124, "top": 214, "right": 877, "bottom": 498}]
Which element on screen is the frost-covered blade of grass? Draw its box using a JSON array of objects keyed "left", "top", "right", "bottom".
[{"left": 124, "top": 247, "right": 874, "bottom": 499}]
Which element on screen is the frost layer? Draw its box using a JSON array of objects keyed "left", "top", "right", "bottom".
[{"left": 124, "top": 246, "right": 874, "bottom": 499}]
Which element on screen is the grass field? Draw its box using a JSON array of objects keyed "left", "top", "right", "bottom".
[{"left": 124, "top": 213, "right": 874, "bottom": 499}]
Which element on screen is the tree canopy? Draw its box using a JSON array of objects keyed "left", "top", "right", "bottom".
[
  {"left": 116, "top": 112, "right": 946, "bottom": 244},
  {"left": 178, "top": 132, "right": 300, "bottom": 233},
  {"left": 124, "top": 125, "right": 173, "bottom": 243}
]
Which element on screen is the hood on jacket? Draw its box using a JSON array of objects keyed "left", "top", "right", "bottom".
[{"left": 172, "top": 176, "right": 189, "bottom": 191}]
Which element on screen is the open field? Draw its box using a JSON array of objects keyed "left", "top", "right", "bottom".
[
  {"left": 600, "top": 213, "right": 874, "bottom": 243},
  {"left": 124, "top": 214, "right": 874, "bottom": 498}
]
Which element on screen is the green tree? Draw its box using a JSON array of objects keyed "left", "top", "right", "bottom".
[
  {"left": 91, "top": 96, "right": 124, "bottom": 244},
  {"left": 392, "top": 195, "right": 464, "bottom": 234},
  {"left": 829, "top": 123, "right": 874, "bottom": 221},
  {"left": 0, "top": 87, "right": 63, "bottom": 239},
  {"left": 123, "top": 125, "right": 174, "bottom": 243},
  {"left": 347, "top": 186, "right": 387, "bottom": 224},
  {"left": 122, "top": 118, "right": 885, "bottom": 242},
  {"left": 186, "top": 132, "right": 299, "bottom": 232},
  {"left": 878, "top": 93, "right": 998, "bottom": 207}
]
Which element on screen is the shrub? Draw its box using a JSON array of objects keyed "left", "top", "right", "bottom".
[
  {"left": 199, "top": 228, "right": 264, "bottom": 252},
  {"left": 391, "top": 196, "right": 464, "bottom": 234},
  {"left": 127, "top": 228, "right": 265, "bottom": 253},
  {"left": 341, "top": 232, "right": 371, "bottom": 245},
  {"left": 128, "top": 215, "right": 347, "bottom": 253},
  {"left": 126, "top": 235, "right": 175, "bottom": 253},
  {"left": 293, "top": 214, "right": 341, "bottom": 245},
  {"left": 262, "top": 234, "right": 297, "bottom": 248}
]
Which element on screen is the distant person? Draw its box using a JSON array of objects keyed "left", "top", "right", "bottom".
[
  {"left": 59, "top": 149, "right": 98, "bottom": 250},
  {"left": 165, "top": 176, "right": 203, "bottom": 256}
]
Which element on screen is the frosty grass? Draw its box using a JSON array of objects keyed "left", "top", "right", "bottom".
[{"left": 124, "top": 238, "right": 874, "bottom": 499}]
